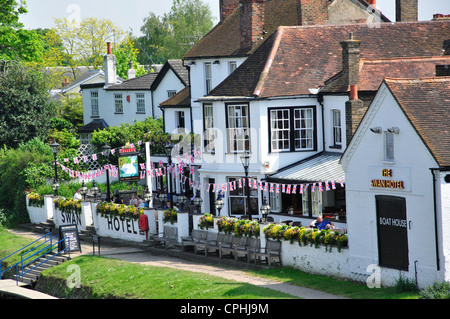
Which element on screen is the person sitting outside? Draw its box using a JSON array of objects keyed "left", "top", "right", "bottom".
[
  {"left": 73, "top": 189, "right": 82, "bottom": 200},
  {"left": 310, "top": 215, "right": 335, "bottom": 230},
  {"left": 130, "top": 194, "right": 138, "bottom": 207}
]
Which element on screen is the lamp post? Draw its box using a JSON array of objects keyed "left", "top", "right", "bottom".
[
  {"left": 91, "top": 181, "right": 100, "bottom": 201},
  {"left": 80, "top": 180, "right": 88, "bottom": 200},
  {"left": 240, "top": 150, "right": 251, "bottom": 220},
  {"left": 193, "top": 191, "right": 203, "bottom": 213},
  {"left": 50, "top": 140, "right": 60, "bottom": 196},
  {"left": 102, "top": 143, "right": 111, "bottom": 202},
  {"left": 164, "top": 143, "right": 174, "bottom": 209},
  {"left": 159, "top": 192, "right": 168, "bottom": 209},
  {"left": 143, "top": 188, "right": 153, "bottom": 208},
  {"left": 215, "top": 193, "right": 224, "bottom": 216},
  {"left": 260, "top": 197, "right": 271, "bottom": 222}
]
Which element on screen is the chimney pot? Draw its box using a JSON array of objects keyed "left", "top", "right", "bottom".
[
  {"left": 350, "top": 84, "right": 358, "bottom": 100},
  {"left": 107, "top": 42, "right": 112, "bottom": 55},
  {"left": 368, "top": 0, "right": 376, "bottom": 8}
]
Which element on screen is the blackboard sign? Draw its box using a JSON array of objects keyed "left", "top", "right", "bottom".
[{"left": 59, "top": 224, "right": 82, "bottom": 253}]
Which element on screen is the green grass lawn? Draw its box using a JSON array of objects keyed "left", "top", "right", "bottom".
[
  {"left": 1, "top": 227, "right": 422, "bottom": 299},
  {"left": 39, "top": 255, "right": 296, "bottom": 299}
]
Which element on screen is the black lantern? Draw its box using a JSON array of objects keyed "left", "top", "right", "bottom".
[
  {"left": 102, "top": 143, "right": 111, "bottom": 202},
  {"left": 260, "top": 197, "right": 271, "bottom": 222},
  {"left": 164, "top": 143, "right": 174, "bottom": 208},
  {"left": 91, "top": 181, "right": 100, "bottom": 200},
  {"left": 240, "top": 150, "right": 251, "bottom": 219},
  {"left": 215, "top": 193, "right": 225, "bottom": 216},
  {"left": 193, "top": 191, "right": 203, "bottom": 207},
  {"left": 80, "top": 180, "right": 88, "bottom": 200}
]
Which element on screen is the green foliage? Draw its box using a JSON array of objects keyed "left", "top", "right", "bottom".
[
  {"left": 58, "top": 94, "right": 84, "bottom": 130},
  {"left": 0, "top": 138, "right": 53, "bottom": 224},
  {"left": 114, "top": 36, "right": 147, "bottom": 80},
  {"left": 420, "top": 281, "right": 450, "bottom": 299},
  {"left": 0, "top": 61, "right": 57, "bottom": 148},
  {"left": 0, "top": 0, "right": 28, "bottom": 28},
  {"left": 136, "top": 0, "right": 214, "bottom": 64}
]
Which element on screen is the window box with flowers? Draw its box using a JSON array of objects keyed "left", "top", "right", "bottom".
[
  {"left": 198, "top": 213, "right": 214, "bottom": 230},
  {"left": 216, "top": 217, "right": 260, "bottom": 238},
  {"left": 263, "top": 224, "right": 348, "bottom": 252},
  {"left": 54, "top": 197, "right": 82, "bottom": 214},
  {"left": 163, "top": 208, "right": 177, "bottom": 225},
  {"left": 96, "top": 201, "right": 144, "bottom": 220},
  {"left": 28, "top": 193, "right": 44, "bottom": 207}
]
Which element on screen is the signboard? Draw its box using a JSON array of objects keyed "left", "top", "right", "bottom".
[
  {"left": 59, "top": 224, "right": 82, "bottom": 253},
  {"left": 118, "top": 147, "right": 140, "bottom": 182},
  {"left": 369, "top": 166, "right": 410, "bottom": 191},
  {"left": 375, "top": 195, "right": 408, "bottom": 270}
]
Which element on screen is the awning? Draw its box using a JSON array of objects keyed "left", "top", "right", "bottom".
[{"left": 267, "top": 152, "right": 345, "bottom": 183}]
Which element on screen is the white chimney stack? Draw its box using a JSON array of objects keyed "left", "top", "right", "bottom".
[
  {"left": 127, "top": 61, "right": 136, "bottom": 79},
  {"left": 104, "top": 42, "right": 117, "bottom": 86}
]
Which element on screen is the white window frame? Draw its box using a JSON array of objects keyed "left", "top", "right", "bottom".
[
  {"left": 203, "top": 104, "right": 215, "bottom": 153},
  {"left": 294, "top": 108, "right": 314, "bottom": 151},
  {"left": 90, "top": 91, "right": 99, "bottom": 117},
  {"left": 167, "top": 90, "right": 177, "bottom": 98},
  {"left": 332, "top": 109, "right": 342, "bottom": 147},
  {"left": 114, "top": 93, "right": 123, "bottom": 113},
  {"left": 136, "top": 93, "right": 145, "bottom": 113},
  {"left": 270, "top": 109, "right": 290, "bottom": 152},
  {"left": 228, "top": 61, "right": 237, "bottom": 75},
  {"left": 384, "top": 131, "right": 394, "bottom": 162},
  {"left": 227, "top": 104, "right": 250, "bottom": 153},
  {"left": 204, "top": 62, "right": 212, "bottom": 95}
]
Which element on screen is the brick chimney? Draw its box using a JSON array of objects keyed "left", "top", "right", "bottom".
[
  {"left": 345, "top": 85, "right": 365, "bottom": 146},
  {"left": 220, "top": 0, "right": 239, "bottom": 22},
  {"left": 239, "top": 0, "right": 265, "bottom": 50},
  {"left": 104, "top": 42, "right": 117, "bottom": 86},
  {"left": 297, "top": 0, "right": 329, "bottom": 26},
  {"left": 340, "top": 33, "right": 361, "bottom": 89},
  {"left": 396, "top": 0, "right": 418, "bottom": 22}
]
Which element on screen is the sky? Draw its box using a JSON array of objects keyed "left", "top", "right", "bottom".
[{"left": 20, "top": 0, "right": 449, "bottom": 36}]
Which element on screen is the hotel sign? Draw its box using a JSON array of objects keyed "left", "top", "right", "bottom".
[{"left": 369, "top": 166, "right": 410, "bottom": 191}]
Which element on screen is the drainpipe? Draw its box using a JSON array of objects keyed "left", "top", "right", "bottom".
[{"left": 430, "top": 168, "right": 440, "bottom": 271}]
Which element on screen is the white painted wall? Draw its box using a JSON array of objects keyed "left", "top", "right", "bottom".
[{"left": 342, "top": 84, "right": 442, "bottom": 288}]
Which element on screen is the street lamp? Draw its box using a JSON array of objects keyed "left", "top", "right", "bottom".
[
  {"left": 143, "top": 188, "right": 153, "bottom": 208},
  {"left": 90, "top": 181, "right": 100, "bottom": 201},
  {"left": 102, "top": 143, "right": 111, "bottom": 202},
  {"left": 164, "top": 143, "right": 174, "bottom": 208},
  {"left": 193, "top": 191, "right": 203, "bottom": 213},
  {"left": 50, "top": 139, "right": 60, "bottom": 196},
  {"left": 260, "top": 197, "right": 271, "bottom": 222},
  {"left": 80, "top": 180, "right": 88, "bottom": 200},
  {"left": 215, "top": 193, "right": 224, "bottom": 216},
  {"left": 159, "top": 192, "right": 168, "bottom": 208},
  {"left": 240, "top": 150, "right": 251, "bottom": 220}
]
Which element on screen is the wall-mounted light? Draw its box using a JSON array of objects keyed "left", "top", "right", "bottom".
[
  {"left": 387, "top": 127, "right": 400, "bottom": 134},
  {"left": 370, "top": 126, "right": 382, "bottom": 134},
  {"left": 188, "top": 61, "right": 196, "bottom": 65},
  {"left": 213, "top": 60, "right": 220, "bottom": 64}
]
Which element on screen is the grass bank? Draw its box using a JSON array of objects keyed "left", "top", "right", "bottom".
[{"left": 36, "top": 255, "right": 295, "bottom": 299}]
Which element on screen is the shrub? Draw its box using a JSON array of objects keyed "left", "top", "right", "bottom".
[{"left": 420, "top": 281, "right": 450, "bottom": 299}]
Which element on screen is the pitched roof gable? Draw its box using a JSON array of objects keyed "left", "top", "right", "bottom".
[
  {"left": 210, "top": 21, "right": 450, "bottom": 98},
  {"left": 385, "top": 77, "right": 450, "bottom": 167}
]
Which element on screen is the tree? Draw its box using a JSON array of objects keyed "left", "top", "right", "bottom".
[
  {"left": 114, "top": 35, "right": 147, "bottom": 80},
  {"left": 0, "top": 61, "right": 57, "bottom": 148},
  {"left": 52, "top": 17, "right": 126, "bottom": 78},
  {"left": 0, "top": 0, "right": 44, "bottom": 62},
  {"left": 137, "top": 0, "right": 214, "bottom": 65}
]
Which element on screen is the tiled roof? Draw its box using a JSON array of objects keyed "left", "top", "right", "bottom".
[
  {"left": 209, "top": 21, "right": 450, "bottom": 98},
  {"left": 184, "top": 0, "right": 390, "bottom": 60},
  {"left": 184, "top": 0, "right": 304, "bottom": 59},
  {"left": 322, "top": 56, "right": 450, "bottom": 92},
  {"left": 159, "top": 86, "right": 191, "bottom": 108},
  {"left": 151, "top": 59, "right": 189, "bottom": 90},
  {"left": 385, "top": 77, "right": 450, "bottom": 167},
  {"left": 105, "top": 72, "right": 159, "bottom": 91},
  {"left": 78, "top": 119, "right": 109, "bottom": 133}
]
